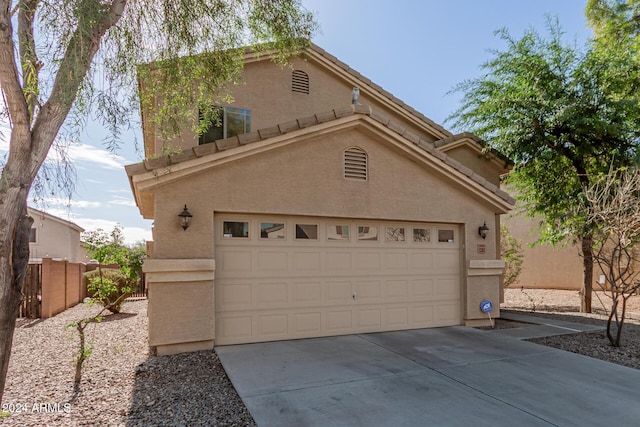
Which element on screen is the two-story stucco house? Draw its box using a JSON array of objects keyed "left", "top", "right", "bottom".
[
  {"left": 126, "top": 44, "right": 514, "bottom": 356},
  {"left": 27, "top": 206, "right": 86, "bottom": 264}
]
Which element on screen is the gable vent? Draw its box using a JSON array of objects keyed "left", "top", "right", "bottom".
[
  {"left": 344, "top": 147, "right": 367, "bottom": 181},
  {"left": 292, "top": 70, "right": 310, "bottom": 94}
]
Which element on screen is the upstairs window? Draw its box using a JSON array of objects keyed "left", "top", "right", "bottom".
[
  {"left": 199, "top": 106, "right": 251, "bottom": 145},
  {"left": 344, "top": 147, "right": 368, "bottom": 181},
  {"left": 292, "top": 70, "right": 310, "bottom": 94}
]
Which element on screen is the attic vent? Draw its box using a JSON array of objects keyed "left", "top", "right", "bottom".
[
  {"left": 344, "top": 147, "right": 368, "bottom": 181},
  {"left": 292, "top": 70, "right": 309, "bottom": 94}
]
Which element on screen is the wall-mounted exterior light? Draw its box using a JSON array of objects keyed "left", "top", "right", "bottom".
[
  {"left": 478, "top": 221, "right": 489, "bottom": 239},
  {"left": 179, "top": 205, "right": 192, "bottom": 230}
]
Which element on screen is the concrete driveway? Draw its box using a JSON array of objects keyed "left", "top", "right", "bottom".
[{"left": 216, "top": 326, "right": 640, "bottom": 426}]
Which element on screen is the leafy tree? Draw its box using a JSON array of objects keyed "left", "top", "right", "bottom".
[
  {"left": 0, "top": 0, "right": 316, "bottom": 403},
  {"left": 449, "top": 19, "right": 640, "bottom": 313},
  {"left": 82, "top": 226, "right": 142, "bottom": 313},
  {"left": 583, "top": 168, "right": 640, "bottom": 347},
  {"left": 586, "top": 0, "right": 640, "bottom": 43}
]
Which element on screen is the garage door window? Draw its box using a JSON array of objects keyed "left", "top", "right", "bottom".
[
  {"left": 296, "top": 224, "right": 318, "bottom": 240},
  {"left": 223, "top": 221, "right": 249, "bottom": 238},
  {"left": 413, "top": 228, "right": 431, "bottom": 242},
  {"left": 386, "top": 227, "right": 405, "bottom": 242},
  {"left": 358, "top": 225, "right": 378, "bottom": 241},
  {"left": 327, "top": 225, "right": 350, "bottom": 241},
  {"left": 261, "top": 222, "right": 285, "bottom": 239},
  {"left": 438, "top": 229, "right": 454, "bottom": 243}
]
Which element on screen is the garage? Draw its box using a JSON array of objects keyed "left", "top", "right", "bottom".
[{"left": 214, "top": 213, "right": 462, "bottom": 345}]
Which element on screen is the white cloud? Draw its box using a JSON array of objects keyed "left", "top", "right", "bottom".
[
  {"left": 0, "top": 120, "right": 130, "bottom": 170},
  {"left": 109, "top": 195, "right": 136, "bottom": 207},
  {"left": 39, "top": 197, "right": 103, "bottom": 209},
  {"left": 65, "top": 142, "right": 129, "bottom": 170}
]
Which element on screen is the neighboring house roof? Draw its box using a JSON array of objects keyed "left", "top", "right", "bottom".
[
  {"left": 126, "top": 105, "right": 515, "bottom": 218},
  {"left": 27, "top": 207, "right": 84, "bottom": 233}
]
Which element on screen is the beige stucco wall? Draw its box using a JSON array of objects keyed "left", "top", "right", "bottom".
[
  {"left": 503, "top": 212, "right": 601, "bottom": 290},
  {"left": 144, "top": 125, "right": 505, "bottom": 350},
  {"left": 149, "top": 55, "right": 445, "bottom": 156},
  {"left": 28, "top": 209, "right": 87, "bottom": 263}
]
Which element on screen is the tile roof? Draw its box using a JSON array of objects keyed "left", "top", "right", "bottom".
[{"left": 129, "top": 105, "right": 514, "bottom": 206}]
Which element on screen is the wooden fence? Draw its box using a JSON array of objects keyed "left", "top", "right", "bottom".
[
  {"left": 20, "top": 264, "right": 41, "bottom": 318},
  {"left": 20, "top": 259, "right": 148, "bottom": 318}
]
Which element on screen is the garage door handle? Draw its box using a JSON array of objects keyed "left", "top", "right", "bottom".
[{"left": 352, "top": 292, "right": 357, "bottom": 300}]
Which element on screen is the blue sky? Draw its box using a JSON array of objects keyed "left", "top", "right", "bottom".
[{"left": 1, "top": 0, "right": 593, "bottom": 244}]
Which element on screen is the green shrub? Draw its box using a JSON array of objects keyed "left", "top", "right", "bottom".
[{"left": 84, "top": 268, "right": 137, "bottom": 313}]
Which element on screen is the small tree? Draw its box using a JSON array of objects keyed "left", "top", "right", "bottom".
[
  {"left": 501, "top": 225, "right": 524, "bottom": 288},
  {"left": 584, "top": 168, "right": 640, "bottom": 347},
  {"left": 82, "top": 226, "right": 145, "bottom": 312}
]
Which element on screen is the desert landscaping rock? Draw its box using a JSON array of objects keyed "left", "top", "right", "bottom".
[
  {"left": 3, "top": 300, "right": 255, "bottom": 426},
  {"left": 3, "top": 290, "right": 640, "bottom": 425}
]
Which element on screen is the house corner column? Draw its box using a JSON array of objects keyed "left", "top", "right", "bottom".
[
  {"left": 464, "top": 259, "right": 505, "bottom": 327},
  {"left": 143, "top": 258, "right": 216, "bottom": 356}
]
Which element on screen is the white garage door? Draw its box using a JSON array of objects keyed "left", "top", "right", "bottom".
[{"left": 214, "top": 214, "right": 461, "bottom": 345}]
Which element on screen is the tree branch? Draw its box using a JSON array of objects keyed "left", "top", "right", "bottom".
[
  {"left": 29, "top": 0, "right": 127, "bottom": 178},
  {"left": 18, "top": 0, "right": 41, "bottom": 123},
  {"left": 0, "top": 0, "right": 30, "bottom": 136}
]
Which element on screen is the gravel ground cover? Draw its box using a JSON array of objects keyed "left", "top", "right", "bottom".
[
  {"left": 2, "top": 300, "right": 255, "bottom": 426},
  {"left": 3, "top": 289, "right": 639, "bottom": 426}
]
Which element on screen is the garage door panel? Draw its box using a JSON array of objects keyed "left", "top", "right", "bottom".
[
  {"left": 219, "top": 316, "right": 253, "bottom": 340},
  {"left": 411, "top": 279, "right": 434, "bottom": 297},
  {"left": 293, "top": 251, "right": 321, "bottom": 271},
  {"left": 384, "top": 280, "right": 409, "bottom": 298},
  {"left": 215, "top": 215, "right": 461, "bottom": 345},
  {"left": 217, "top": 283, "right": 252, "bottom": 309},
  {"left": 327, "top": 310, "right": 353, "bottom": 331},
  {"left": 411, "top": 306, "right": 434, "bottom": 324},
  {"left": 386, "top": 307, "right": 409, "bottom": 327},
  {"left": 327, "top": 281, "right": 352, "bottom": 301},
  {"left": 434, "top": 278, "right": 459, "bottom": 297},
  {"left": 410, "top": 252, "right": 434, "bottom": 269},
  {"left": 354, "top": 252, "right": 381, "bottom": 270},
  {"left": 326, "top": 252, "right": 352, "bottom": 270},
  {"left": 258, "top": 314, "right": 288, "bottom": 336},
  {"left": 293, "top": 312, "right": 322, "bottom": 334},
  {"left": 356, "top": 309, "right": 382, "bottom": 328},
  {"left": 355, "top": 280, "right": 381, "bottom": 301},
  {"left": 257, "top": 251, "right": 288, "bottom": 271},
  {"left": 434, "top": 252, "right": 460, "bottom": 273},
  {"left": 220, "top": 250, "right": 252, "bottom": 272},
  {"left": 293, "top": 282, "right": 322, "bottom": 303},
  {"left": 383, "top": 252, "right": 408, "bottom": 269},
  {"left": 436, "top": 303, "right": 461, "bottom": 323},
  {"left": 257, "top": 282, "right": 289, "bottom": 304}
]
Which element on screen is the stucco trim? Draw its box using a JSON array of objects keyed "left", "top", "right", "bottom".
[
  {"left": 143, "top": 258, "right": 215, "bottom": 275},
  {"left": 467, "top": 259, "right": 506, "bottom": 277}
]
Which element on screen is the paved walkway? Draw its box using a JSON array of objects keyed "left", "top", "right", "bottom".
[
  {"left": 498, "top": 310, "right": 604, "bottom": 339},
  {"left": 217, "top": 315, "right": 636, "bottom": 427}
]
